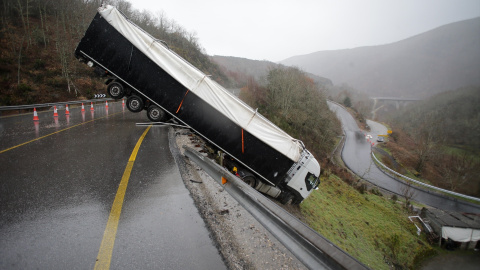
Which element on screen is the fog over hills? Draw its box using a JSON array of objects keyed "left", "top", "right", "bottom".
[
  {"left": 280, "top": 17, "right": 480, "bottom": 98},
  {"left": 211, "top": 56, "right": 333, "bottom": 87}
]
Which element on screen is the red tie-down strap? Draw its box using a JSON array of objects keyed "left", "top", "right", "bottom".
[{"left": 176, "top": 89, "right": 190, "bottom": 113}]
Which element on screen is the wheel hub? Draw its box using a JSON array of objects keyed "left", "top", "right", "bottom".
[
  {"left": 130, "top": 100, "right": 139, "bottom": 109},
  {"left": 111, "top": 86, "right": 120, "bottom": 95}
]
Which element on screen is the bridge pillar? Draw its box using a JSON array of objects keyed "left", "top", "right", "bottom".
[{"left": 371, "top": 98, "right": 378, "bottom": 119}]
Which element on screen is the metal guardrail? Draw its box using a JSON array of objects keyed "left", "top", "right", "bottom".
[
  {"left": 184, "top": 146, "right": 370, "bottom": 270},
  {"left": 371, "top": 151, "right": 480, "bottom": 203},
  {"left": 0, "top": 98, "right": 114, "bottom": 111}
]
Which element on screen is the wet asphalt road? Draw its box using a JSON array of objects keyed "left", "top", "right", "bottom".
[
  {"left": 328, "top": 101, "right": 480, "bottom": 214},
  {"left": 0, "top": 102, "right": 225, "bottom": 269}
]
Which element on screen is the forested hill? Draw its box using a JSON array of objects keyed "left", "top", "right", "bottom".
[
  {"left": 211, "top": 55, "right": 333, "bottom": 88},
  {"left": 281, "top": 17, "right": 480, "bottom": 98},
  {"left": 0, "top": 0, "right": 229, "bottom": 106},
  {"left": 390, "top": 85, "right": 480, "bottom": 150}
]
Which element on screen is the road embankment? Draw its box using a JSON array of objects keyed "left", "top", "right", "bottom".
[{"left": 168, "top": 127, "right": 307, "bottom": 270}]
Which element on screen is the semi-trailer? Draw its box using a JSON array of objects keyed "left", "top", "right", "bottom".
[{"left": 75, "top": 5, "right": 320, "bottom": 204}]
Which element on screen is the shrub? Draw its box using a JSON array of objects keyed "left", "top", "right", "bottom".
[
  {"left": 17, "top": 83, "right": 32, "bottom": 94},
  {"left": 370, "top": 187, "right": 383, "bottom": 196},
  {"left": 343, "top": 96, "right": 352, "bottom": 107},
  {"left": 34, "top": 59, "right": 46, "bottom": 70}
]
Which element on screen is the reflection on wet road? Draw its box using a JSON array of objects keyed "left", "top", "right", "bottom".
[
  {"left": 0, "top": 101, "right": 225, "bottom": 269},
  {"left": 328, "top": 101, "right": 480, "bottom": 214}
]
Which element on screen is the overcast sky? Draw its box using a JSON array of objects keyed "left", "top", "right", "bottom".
[{"left": 129, "top": 0, "right": 480, "bottom": 62}]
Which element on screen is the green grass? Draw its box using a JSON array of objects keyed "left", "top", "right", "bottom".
[
  {"left": 301, "top": 174, "right": 435, "bottom": 269},
  {"left": 377, "top": 144, "right": 392, "bottom": 155}
]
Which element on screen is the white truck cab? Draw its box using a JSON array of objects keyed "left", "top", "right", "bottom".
[{"left": 286, "top": 150, "right": 321, "bottom": 202}]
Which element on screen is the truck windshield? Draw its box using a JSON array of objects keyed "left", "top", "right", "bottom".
[{"left": 305, "top": 173, "right": 319, "bottom": 191}]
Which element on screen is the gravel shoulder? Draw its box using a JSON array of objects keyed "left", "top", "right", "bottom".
[{"left": 169, "top": 127, "right": 307, "bottom": 270}]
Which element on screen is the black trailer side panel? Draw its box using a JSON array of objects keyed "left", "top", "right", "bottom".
[{"left": 75, "top": 13, "right": 294, "bottom": 186}]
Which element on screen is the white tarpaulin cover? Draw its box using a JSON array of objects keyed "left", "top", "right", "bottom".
[
  {"left": 99, "top": 5, "right": 303, "bottom": 162},
  {"left": 442, "top": 227, "right": 480, "bottom": 242}
]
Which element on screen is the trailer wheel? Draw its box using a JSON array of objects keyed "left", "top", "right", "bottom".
[
  {"left": 147, "top": 105, "right": 167, "bottom": 122},
  {"left": 107, "top": 81, "right": 125, "bottom": 99},
  {"left": 126, "top": 95, "right": 144, "bottom": 113},
  {"left": 242, "top": 175, "right": 257, "bottom": 188}
]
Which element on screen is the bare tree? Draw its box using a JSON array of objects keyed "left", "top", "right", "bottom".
[
  {"left": 16, "top": 0, "right": 32, "bottom": 49},
  {"left": 440, "top": 153, "right": 478, "bottom": 192},
  {"left": 266, "top": 66, "right": 305, "bottom": 118},
  {"left": 17, "top": 35, "right": 26, "bottom": 85},
  {"left": 38, "top": 3, "right": 47, "bottom": 48},
  {"left": 401, "top": 181, "right": 416, "bottom": 209},
  {"left": 259, "top": 66, "right": 341, "bottom": 158},
  {"left": 410, "top": 112, "right": 444, "bottom": 173}
]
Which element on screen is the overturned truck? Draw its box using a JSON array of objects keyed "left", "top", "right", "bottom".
[{"left": 75, "top": 5, "right": 320, "bottom": 204}]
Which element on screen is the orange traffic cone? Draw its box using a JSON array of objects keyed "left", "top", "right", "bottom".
[
  {"left": 33, "top": 108, "right": 39, "bottom": 121},
  {"left": 122, "top": 99, "right": 125, "bottom": 106},
  {"left": 81, "top": 103, "right": 85, "bottom": 112},
  {"left": 65, "top": 104, "right": 70, "bottom": 115},
  {"left": 105, "top": 100, "right": 108, "bottom": 108},
  {"left": 90, "top": 102, "right": 94, "bottom": 111},
  {"left": 53, "top": 106, "right": 59, "bottom": 117}
]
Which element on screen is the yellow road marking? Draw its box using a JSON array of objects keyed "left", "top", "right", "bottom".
[
  {"left": 94, "top": 125, "right": 151, "bottom": 270},
  {"left": 0, "top": 112, "right": 122, "bottom": 154}
]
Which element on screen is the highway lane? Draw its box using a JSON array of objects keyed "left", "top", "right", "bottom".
[
  {"left": 328, "top": 101, "right": 480, "bottom": 214},
  {"left": 0, "top": 102, "right": 225, "bottom": 269}
]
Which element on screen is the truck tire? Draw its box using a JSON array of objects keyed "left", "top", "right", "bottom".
[
  {"left": 126, "top": 95, "right": 144, "bottom": 113},
  {"left": 107, "top": 81, "right": 125, "bottom": 99},
  {"left": 280, "top": 193, "right": 294, "bottom": 205},
  {"left": 147, "top": 105, "right": 167, "bottom": 122},
  {"left": 291, "top": 198, "right": 302, "bottom": 205},
  {"left": 242, "top": 175, "right": 257, "bottom": 188}
]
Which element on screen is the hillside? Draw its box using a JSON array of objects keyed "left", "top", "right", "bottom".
[
  {"left": 281, "top": 17, "right": 480, "bottom": 98},
  {"left": 371, "top": 86, "right": 480, "bottom": 197},
  {"left": 389, "top": 86, "right": 480, "bottom": 149},
  {"left": 0, "top": 0, "right": 229, "bottom": 106},
  {"left": 211, "top": 55, "right": 332, "bottom": 88}
]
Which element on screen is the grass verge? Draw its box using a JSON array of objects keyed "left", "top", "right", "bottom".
[{"left": 301, "top": 174, "right": 435, "bottom": 269}]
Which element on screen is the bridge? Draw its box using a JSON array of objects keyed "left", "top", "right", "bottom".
[{"left": 370, "top": 97, "right": 422, "bottom": 118}]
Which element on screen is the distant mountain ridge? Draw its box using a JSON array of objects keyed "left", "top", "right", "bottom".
[{"left": 280, "top": 17, "right": 480, "bottom": 98}]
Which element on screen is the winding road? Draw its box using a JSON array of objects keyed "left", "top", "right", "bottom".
[{"left": 328, "top": 101, "right": 480, "bottom": 214}]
